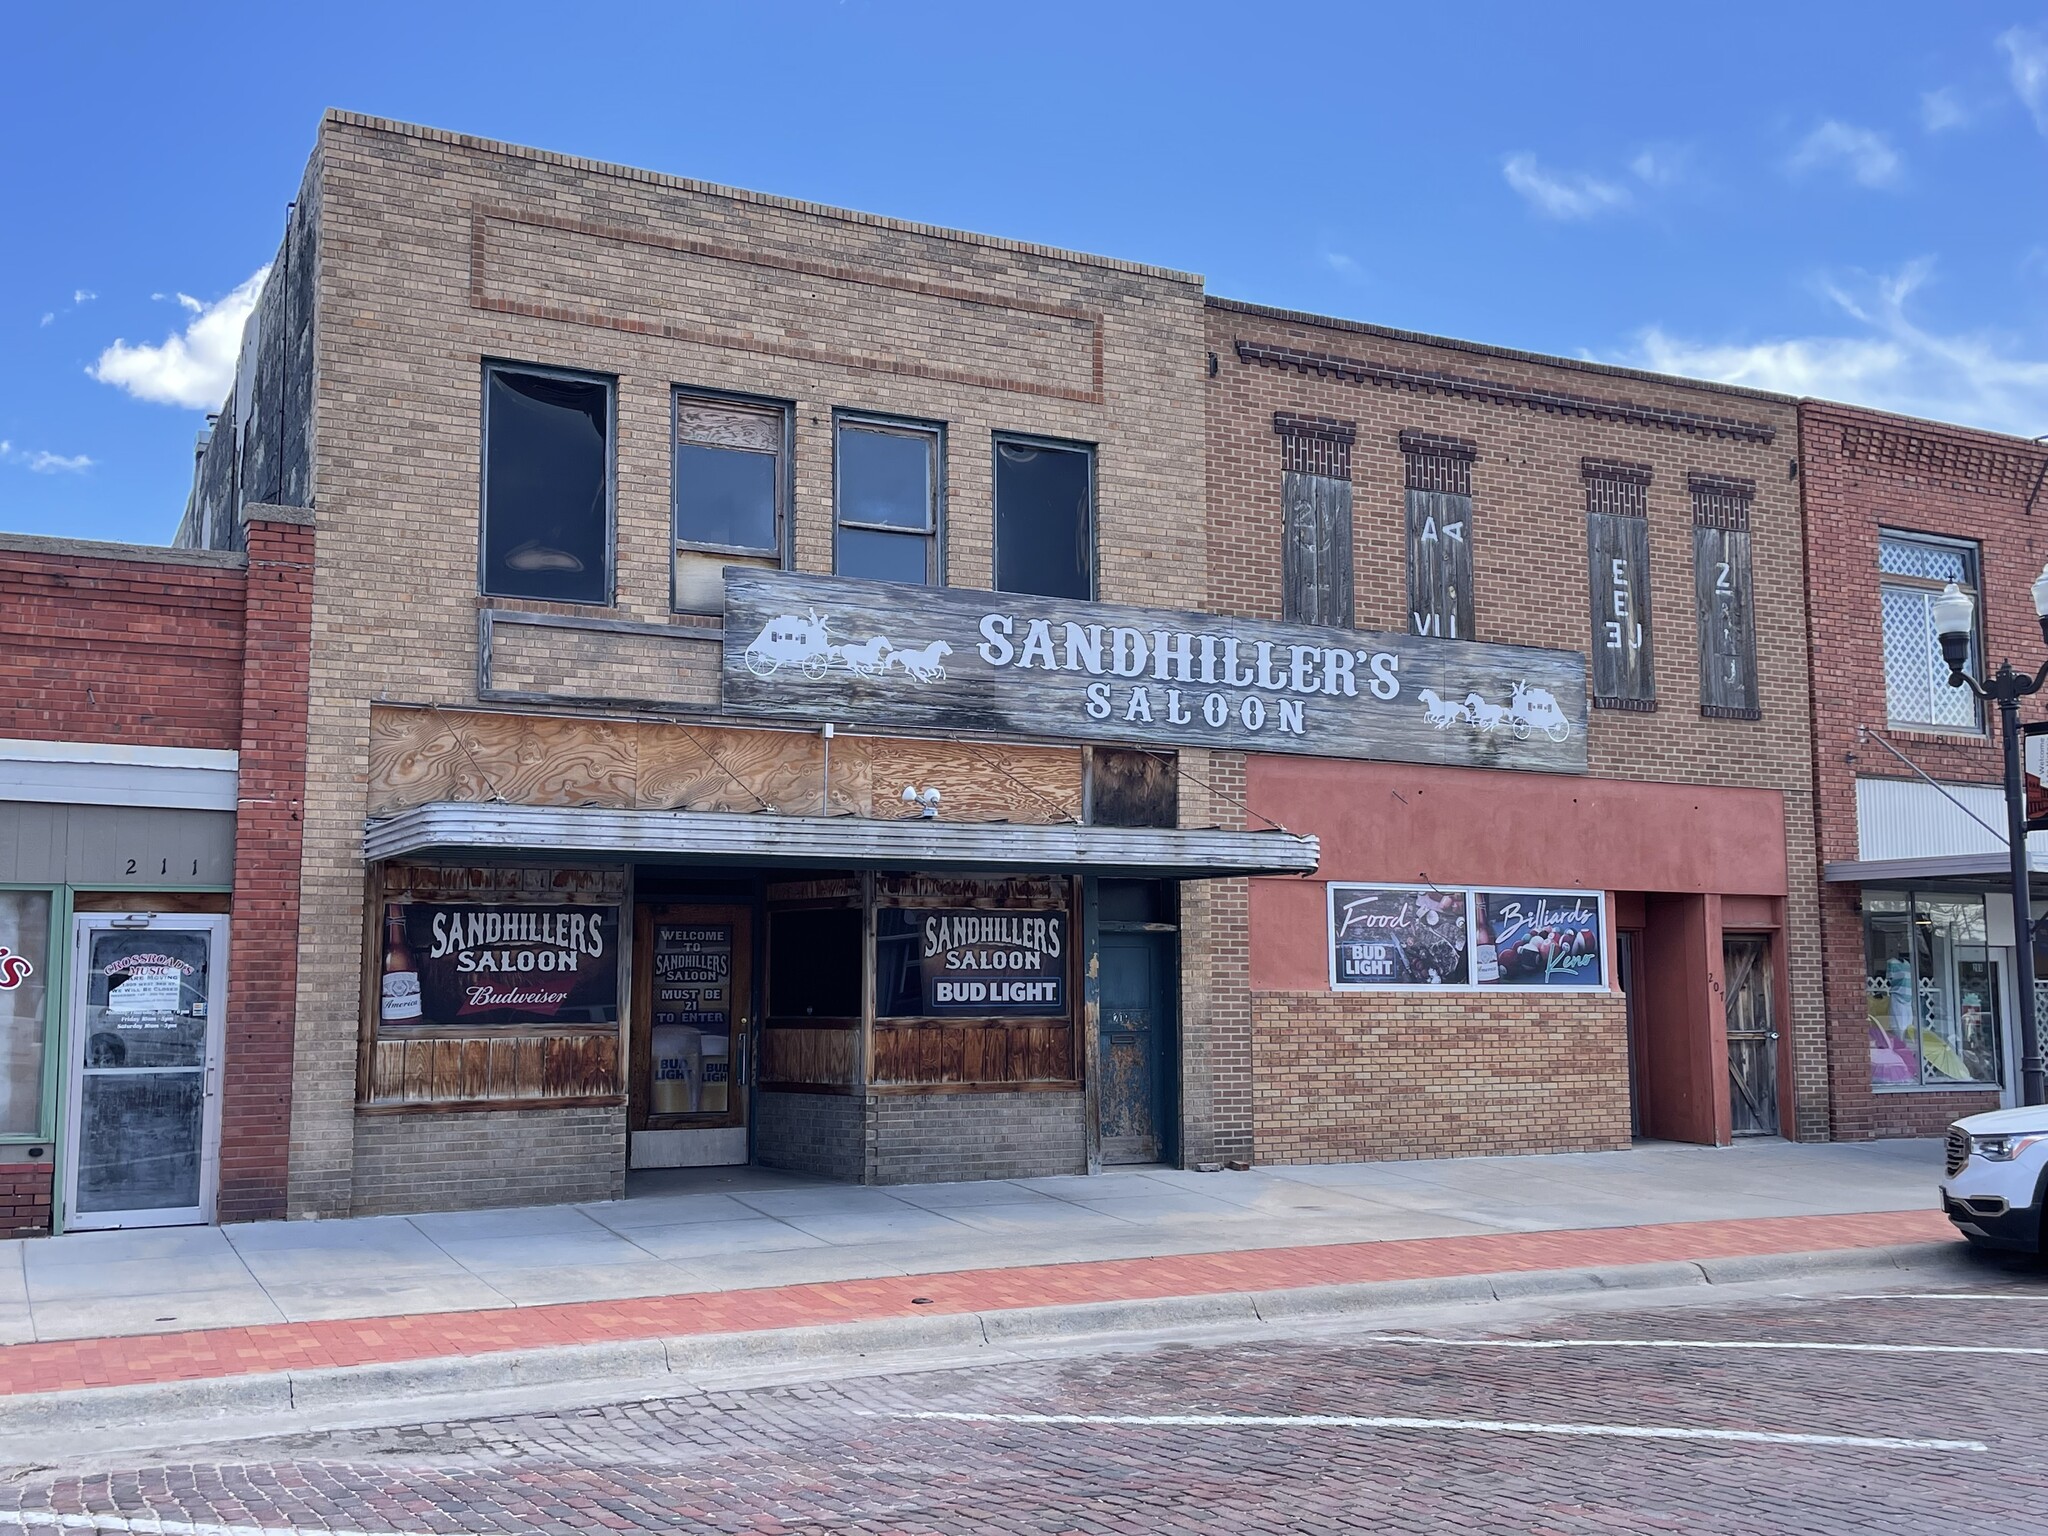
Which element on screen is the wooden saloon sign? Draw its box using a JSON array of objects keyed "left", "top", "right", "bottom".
[{"left": 722, "top": 570, "right": 1588, "bottom": 773}]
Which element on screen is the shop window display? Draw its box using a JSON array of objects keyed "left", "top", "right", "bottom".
[{"left": 1865, "top": 890, "right": 2003, "bottom": 1089}]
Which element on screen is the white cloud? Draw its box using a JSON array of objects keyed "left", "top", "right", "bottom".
[
  {"left": 1502, "top": 153, "right": 1631, "bottom": 219},
  {"left": 89, "top": 267, "right": 268, "bottom": 409},
  {"left": 2001, "top": 25, "right": 2048, "bottom": 133},
  {"left": 72, "top": 288, "right": 95, "bottom": 305},
  {"left": 1786, "top": 120, "right": 1902, "bottom": 188},
  {"left": 0, "top": 442, "right": 94, "bottom": 474},
  {"left": 27, "top": 451, "right": 93, "bottom": 474},
  {"left": 1611, "top": 259, "right": 2048, "bottom": 438},
  {"left": 38, "top": 312, "right": 53, "bottom": 327},
  {"left": 1627, "top": 144, "right": 1688, "bottom": 187},
  {"left": 1319, "top": 249, "right": 1367, "bottom": 284},
  {"left": 1921, "top": 87, "right": 1969, "bottom": 132}
]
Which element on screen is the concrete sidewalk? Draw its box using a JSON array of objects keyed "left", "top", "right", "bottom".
[{"left": 5, "top": 1138, "right": 1940, "bottom": 1344}]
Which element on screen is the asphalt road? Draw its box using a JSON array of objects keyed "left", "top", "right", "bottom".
[{"left": 11, "top": 1271, "right": 2048, "bottom": 1535}]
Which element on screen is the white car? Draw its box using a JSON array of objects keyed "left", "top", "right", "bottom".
[{"left": 1941, "top": 1107, "right": 2048, "bottom": 1254}]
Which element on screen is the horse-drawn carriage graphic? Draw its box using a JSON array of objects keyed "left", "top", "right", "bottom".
[
  {"left": 742, "top": 610, "right": 952, "bottom": 686},
  {"left": 1416, "top": 681, "right": 1572, "bottom": 742}
]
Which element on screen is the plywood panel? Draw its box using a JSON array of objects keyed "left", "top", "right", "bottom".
[
  {"left": 366, "top": 1030, "right": 622, "bottom": 1106},
  {"left": 760, "top": 1026, "right": 859, "bottom": 1088}
]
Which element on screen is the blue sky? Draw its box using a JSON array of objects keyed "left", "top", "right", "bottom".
[{"left": 6, "top": 2, "right": 2048, "bottom": 545}]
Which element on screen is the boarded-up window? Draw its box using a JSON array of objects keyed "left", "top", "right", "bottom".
[
  {"left": 1584, "top": 458, "right": 1656, "bottom": 710},
  {"left": 1276, "top": 413, "right": 1355, "bottom": 627},
  {"left": 1402, "top": 430, "right": 1476, "bottom": 640},
  {"left": 1691, "top": 472, "right": 1760, "bottom": 719},
  {"left": 673, "top": 393, "right": 788, "bottom": 614}
]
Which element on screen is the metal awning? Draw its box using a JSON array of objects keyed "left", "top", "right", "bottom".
[
  {"left": 1823, "top": 852, "right": 2048, "bottom": 886},
  {"left": 365, "top": 803, "right": 1320, "bottom": 879}
]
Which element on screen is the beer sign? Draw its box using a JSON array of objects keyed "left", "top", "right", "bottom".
[
  {"left": 879, "top": 908, "right": 1067, "bottom": 1017},
  {"left": 380, "top": 902, "right": 621, "bottom": 1026},
  {"left": 1328, "top": 884, "right": 1606, "bottom": 992}
]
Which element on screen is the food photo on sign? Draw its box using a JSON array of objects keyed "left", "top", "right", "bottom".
[
  {"left": 1328, "top": 884, "right": 1469, "bottom": 988},
  {"left": 1473, "top": 890, "right": 1605, "bottom": 987},
  {"left": 378, "top": 902, "right": 621, "bottom": 1026}
]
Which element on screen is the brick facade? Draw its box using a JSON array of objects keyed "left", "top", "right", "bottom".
[
  {"left": 1208, "top": 299, "right": 1825, "bottom": 1158},
  {"left": 1799, "top": 399, "right": 2048, "bottom": 1137},
  {"left": 0, "top": 537, "right": 246, "bottom": 747},
  {"left": 0, "top": 1160, "right": 53, "bottom": 1239},
  {"left": 288, "top": 111, "right": 1209, "bottom": 1213}
]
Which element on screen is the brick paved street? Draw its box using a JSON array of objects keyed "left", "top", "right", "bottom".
[{"left": 11, "top": 1271, "right": 2048, "bottom": 1535}]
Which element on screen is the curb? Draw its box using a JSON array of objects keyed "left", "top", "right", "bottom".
[{"left": 0, "top": 1240, "right": 1972, "bottom": 1439}]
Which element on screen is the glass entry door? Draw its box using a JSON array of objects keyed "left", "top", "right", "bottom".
[{"left": 62, "top": 915, "right": 227, "bottom": 1229}]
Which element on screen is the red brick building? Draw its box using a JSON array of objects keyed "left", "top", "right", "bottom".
[
  {"left": 0, "top": 512, "right": 309, "bottom": 1234},
  {"left": 1799, "top": 399, "right": 2048, "bottom": 1137},
  {"left": 1207, "top": 302, "right": 1822, "bottom": 1160}
]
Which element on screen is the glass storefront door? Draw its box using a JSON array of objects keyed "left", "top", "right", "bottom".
[{"left": 61, "top": 915, "right": 226, "bottom": 1229}]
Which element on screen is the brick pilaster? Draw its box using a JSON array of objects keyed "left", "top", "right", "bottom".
[{"left": 217, "top": 506, "right": 314, "bottom": 1222}]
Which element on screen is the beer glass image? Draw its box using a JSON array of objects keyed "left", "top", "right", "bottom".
[
  {"left": 650, "top": 1023, "right": 702, "bottom": 1113},
  {"left": 699, "top": 1033, "right": 730, "bottom": 1113}
]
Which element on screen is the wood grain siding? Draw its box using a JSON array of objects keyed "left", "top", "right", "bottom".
[
  {"left": 362, "top": 1031, "right": 624, "bottom": 1110},
  {"left": 367, "top": 706, "right": 1083, "bottom": 824},
  {"left": 1584, "top": 459, "right": 1656, "bottom": 710},
  {"left": 759, "top": 1026, "right": 860, "bottom": 1090},
  {"left": 871, "top": 1022, "right": 1075, "bottom": 1086},
  {"left": 1402, "top": 432, "right": 1476, "bottom": 643},
  {"left": 1277, "top": 413, "right": 1355, "bottom": 628},
  {"left": 1691, "top": 473, "right": 1760, "bottom": 719}
]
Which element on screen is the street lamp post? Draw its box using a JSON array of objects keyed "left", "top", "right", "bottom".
[{"left": 1934, "top": 568, "right": 2048, "bottom": 1108}]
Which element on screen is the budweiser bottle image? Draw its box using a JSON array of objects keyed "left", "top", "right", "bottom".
[
  {"left": 651, "top": 1023, "right": 701, "bottom": 1114},
  {"left": 380, "top": 903, "right": 423, "bottom": 1022},
  {"left": 1472, "top": 895, "right": 1501, "bottom": 984}
]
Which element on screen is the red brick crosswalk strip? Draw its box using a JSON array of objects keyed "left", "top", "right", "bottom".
[{"left": 2, "top": 1208, "right": 1951, "bottom": 1398}]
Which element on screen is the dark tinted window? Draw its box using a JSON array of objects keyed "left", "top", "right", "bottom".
[
  {"left": 995, "top": 438, "right": 1092, "bottom": 598},
  {"left": 836, "top": 419, "right": 937, "bottom": 584},
  {"left": 482, "top": 367, "right": 611, "bottom": 603},
  {"left": 677, "top": 444, "right": 777, "bottom": 550},
  {"left": 767, "top": 907, "right": 862, "bottom": 1019}
]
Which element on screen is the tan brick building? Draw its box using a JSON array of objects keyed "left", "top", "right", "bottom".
[{"left": 145, "top": 111, "right": 1838, "bottom": 1222}]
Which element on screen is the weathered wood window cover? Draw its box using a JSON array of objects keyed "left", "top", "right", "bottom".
[
  {"left": 1690, "top": 473, "right": 1761, "bottom": 721},
  {"left": 1584, "top": 458, "right": 1657, "bottom": 711},
  {"left": 1402, "top": 430, "right": 1476, "bottom": 643},
  {"left": 723, "top": 567, "right": 1588, "bottom": 776},
  {"left": 1276, "top": 412, "right": 1355, "bottom": 628}
]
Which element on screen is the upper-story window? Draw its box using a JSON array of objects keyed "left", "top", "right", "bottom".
[
  {"left": 1880, "top": 531, "right": 1982, "bottom": 733},
  {"left": 480, "top": 363, "right": 614, "bottom": 605},
  {"left": 672, "top": 392, "right": 790, "bottom": 613},
  {"left": 994, "top": 435, "right": 1095, "bottom": 600},
  {"left": 836, "top": 415, "right": 941, "bottom": 585}
]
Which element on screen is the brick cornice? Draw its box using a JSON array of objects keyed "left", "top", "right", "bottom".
[{"left": 1233, "top": 339, "right": 1778, "bottom": 443}]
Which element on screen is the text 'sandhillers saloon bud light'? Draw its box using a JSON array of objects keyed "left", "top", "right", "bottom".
[
  {"left": 721, "top": 570, "right": 1589, "bottom": 774},
  {"left": 919, "top": 909, "right": 1066, "bottom": 1015}
]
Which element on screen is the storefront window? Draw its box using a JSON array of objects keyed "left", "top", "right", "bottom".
[
  {"left": 1866, "top": 890, "right": 2002, "bottom": 1089},
  {"left": 0, "top": 890, "right": 53, "bottom": 1137}
]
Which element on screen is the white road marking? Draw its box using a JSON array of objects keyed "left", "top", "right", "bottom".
[
  {"left": 1837, "top": 1292, "right": 2048, "bottom": 1302},
  {"left": 1364, "top": 1334, "right": 2048, "bottom": 1358},
  {"left": 0, "top": 1513, "right": 428, "bottom": 1536},
  {"left": 878, "top": 1410, "right": 1985, "bottom": 1453}
]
